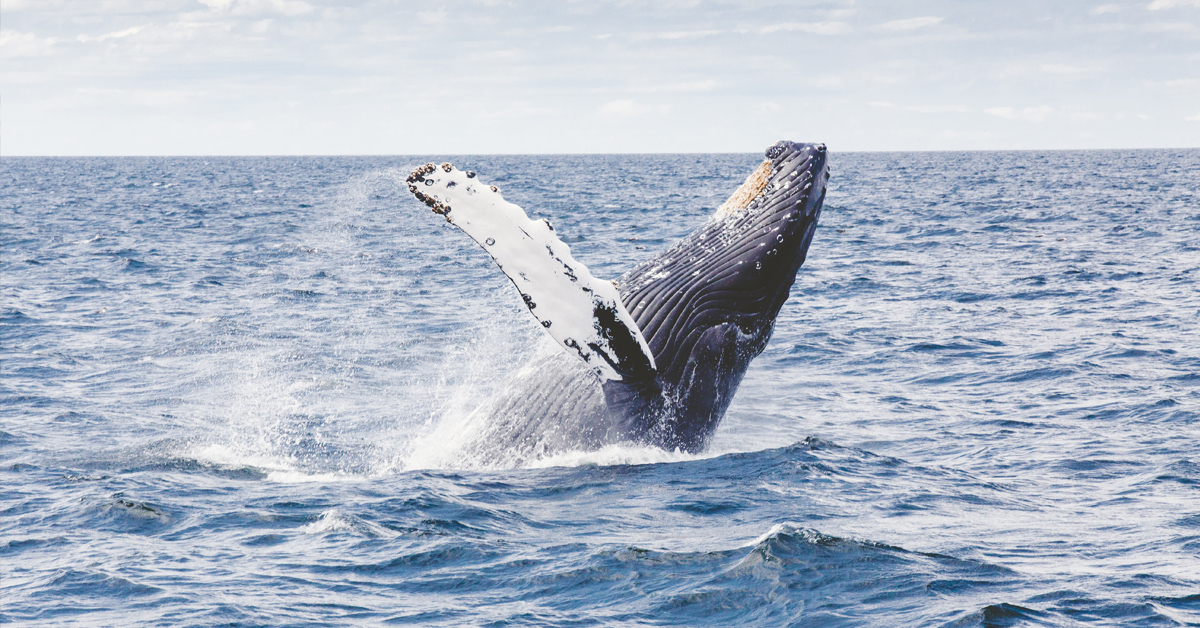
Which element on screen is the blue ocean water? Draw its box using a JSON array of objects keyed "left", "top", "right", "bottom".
[{"left": 2, "top": 150, "right": 1198, "bottom": 627}]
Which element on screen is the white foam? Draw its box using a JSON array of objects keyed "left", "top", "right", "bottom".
[
  {"left": 184, "top": 442, "right": 299, "bottom": 472},
  {"left": 746, "top": 522, "right": 805, "bottom": 547},
  {"left": 302, "top": 509, "right": 396, "bottom": 537},
  {"left": 181, "top": 443, "right": 361, "bottom": 483},
  {"left": 265, "top": 470, "right": 357, "bottom": 484},
  {"left": 525, "top": 443, "right": 713, "bottom": 469}
]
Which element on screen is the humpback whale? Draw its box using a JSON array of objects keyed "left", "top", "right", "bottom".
[{"left": 405, "top": 140, "right": 829, "bottom": 464}]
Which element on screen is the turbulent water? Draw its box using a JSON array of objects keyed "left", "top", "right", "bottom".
[{"left": 2, "top": 150, "right": 1198, "bottom": 627}]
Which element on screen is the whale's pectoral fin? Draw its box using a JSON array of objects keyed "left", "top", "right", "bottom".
[{"left": 406, "top": 163, "right": 657, "bottom": 382}]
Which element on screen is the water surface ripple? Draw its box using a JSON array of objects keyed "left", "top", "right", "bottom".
[{"left": 2, "top": 151, "right": 1198, "bottom": 626}]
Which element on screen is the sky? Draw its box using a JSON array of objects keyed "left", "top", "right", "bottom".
[{"left": 2, "top": 0, "right": 1199, "bottom": 155}]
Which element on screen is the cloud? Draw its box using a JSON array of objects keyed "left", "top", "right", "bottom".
[
  {"left": 1140, "top": 21, "right": 1198, "bottom": 31},
  {"left": 907, "top": 104, "right": 972, "bottom": 113},
  {"left": 69, "top": 87, "right": 197, "bottom": 107},
  {"left": 1148, "top": 0, "right": 1200, "bottom": 8},
  {"left": 759, "top": 22, "right": 852, "bottom": 35},
  {"left": 76, "top": 25, "right": 149, "bottom": 43},
  {"left": 639, "top": 29, "right": 722, "bottom": 40},
  {"left": 417, "top": 9, "right": 447, "bottom": 24},
  {"left": 868, "top": 103, "right": 972, "bottom": 113},
  {"left": 640, "top": 80, "right": 717, "bottom": 93},
  {"left": 875, "top": 16, "right": 943, "bottom": 31},
  {"left": 985, "top": 106, "right": 1054, "bottom": 121},
  {"left": 199, "top": 0, "right": 314, "bottom": 17},
  {"left": 1041, "top": 64, "right": 1089, "bottom": 74},
  {"left": 1092, "top": 4, "right": 1122, "bottom": 14},
  {"left": 1187, "top": 113, "right": 1200, "bottom": 121},
  {"left": 0, "top": 30, "right": 58, "bottom": 58},
  {"left": 598, "top": 100, "right": 669, "bottom": 117}
]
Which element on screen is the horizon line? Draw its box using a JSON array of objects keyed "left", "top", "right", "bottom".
[{"left": 3, "top": 146, "right": 1198, "bottom": 159}]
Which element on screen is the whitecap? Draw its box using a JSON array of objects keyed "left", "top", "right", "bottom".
[{"left": 302, "top": 509, "right": 395, "bottom": 537}]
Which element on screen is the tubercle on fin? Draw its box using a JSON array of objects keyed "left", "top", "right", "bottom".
[
  {"left": 406, "top": 162, "right": 500, "bottom": 221},
  {"left": 407, "top": 162, "right": 452, "bottom": 218}
]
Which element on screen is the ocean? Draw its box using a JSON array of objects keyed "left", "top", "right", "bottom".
[{"left": 2, "top": 150, "right": 1198, "bottom": 627}]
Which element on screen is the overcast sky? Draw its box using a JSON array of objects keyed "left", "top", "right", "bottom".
[{"left": 3, "top": 0, "right": 1198, "bottom": 155}]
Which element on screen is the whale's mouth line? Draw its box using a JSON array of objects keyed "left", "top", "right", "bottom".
[{"left": 716, "top": 159, "right": 773, "bottom": 217}]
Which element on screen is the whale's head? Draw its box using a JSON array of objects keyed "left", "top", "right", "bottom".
[{"left": 614, "top": 140, "right": 829, "bottom": 451}]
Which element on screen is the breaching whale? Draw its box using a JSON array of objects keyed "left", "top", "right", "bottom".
[{"left": 405, "top": 140, "right": 829, "bottom": 464}]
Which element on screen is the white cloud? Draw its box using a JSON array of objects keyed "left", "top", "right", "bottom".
[
  {"left": 199, "top": 0, "right": 314, "bottom": 17},
  {"left": 76, "top": 25, "right": 149, "bottom": 43},
  {"left": 598, "top": 100, "right": 669, "bottom": 117},
  {"left": 417, "top": 9, "right": 447, "bottom": 24},
  {"left": 760, "top": 22, "right": 852, "bottom": 35},
  {"left": 1092, "top": 4, "right": 1122, "bottom": 14},
  {"left": 1186, "top": 113, "right": 1200, "bottom": 121},
  {"left": 1140, "top": 21, "right": 1198, "bottom": 31},
  {"left": 875, "top": 16, "right": 943, "bottom": 31},
  {"left": 823, "top": 9, "right": 857, "bottom": 20},
  {"left": 907, "top": 105, "right": 972, "bottom": 113},
  {"left": 70, "top": 87, "right": 197, "bottom": 107},
  {"left": 157, "top": 20, "right": 233, "bottom": 42},
  {"left": 0, "top": 30, "right": 58, "bottom": 58},
  {"left": 1041, "top": 64, "right": 1089, "bottom": 74},
  {"left": 642, "top": 80, "right": 717, "bottom": 93},
  {"left": 644, "top": 30, "right": 722, "bottom": 40},
  {"left": 1148, "top": 0, "right": 1200, "bottom": 8},
  {"left": 985, "top": 106, "right": 1054, "bottom": 121}
]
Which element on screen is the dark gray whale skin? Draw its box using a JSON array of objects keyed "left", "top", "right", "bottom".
[{"left": 476, "top": 141, "right": 829, "bottom": 461}]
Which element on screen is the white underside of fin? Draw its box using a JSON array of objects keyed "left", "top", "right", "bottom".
[{"left": 406, "top": 163, "right": 656, "bottom": 382}]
